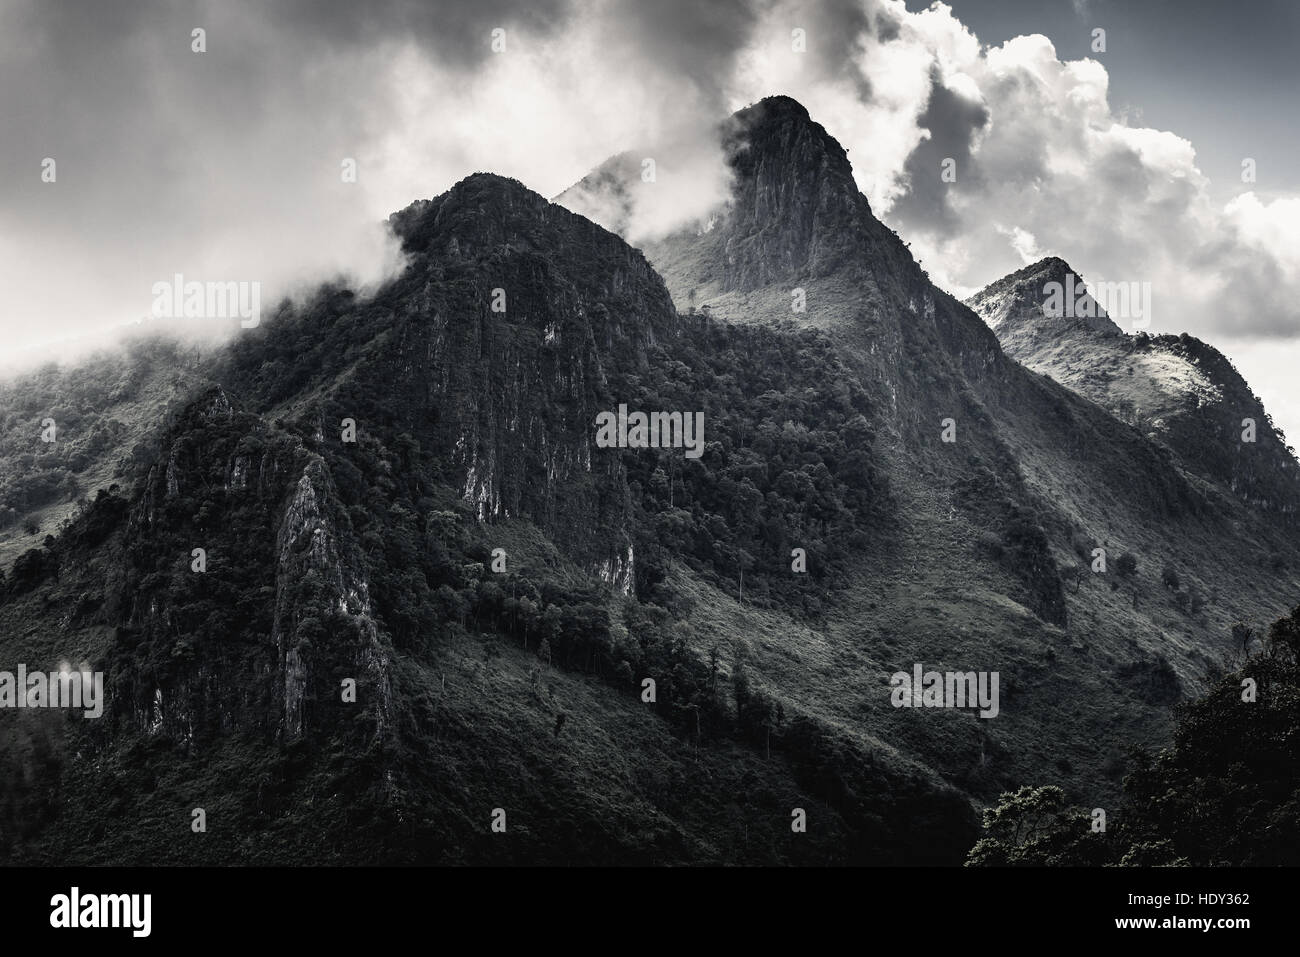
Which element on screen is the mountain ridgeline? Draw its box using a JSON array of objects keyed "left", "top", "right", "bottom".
[
  {"left": 2, "top": 96, "right": 1297, "bottom": 865},
  {"left": 966, "top": 255, "right": 1300, "bottom": 513}
]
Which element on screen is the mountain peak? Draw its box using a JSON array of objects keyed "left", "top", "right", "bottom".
[
  {"left": 387, "top": 173, "right": 548, "bottom": 253},
  {"left": 981, "top": 256, "right": 1076, "bottom": 296},
  {"left": 730, "top": 94, "right": 814, "bottom": 127},
  {"left": 1022, "top": 256, "right": 1073, "bottom": 284},
  {"left": 969, "top": 259, "right": 1300, "bottom": 507},
  {"left": 966, "top": 257, "right": 1124, "bottom": 340},
  {"left": 614, "top": 93, "right": 907, "bottom": 310},
  {"left": 723, "top": 94, "right": 861, "bottom": 214}
]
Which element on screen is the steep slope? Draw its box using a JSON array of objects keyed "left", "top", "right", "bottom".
[
  {"left": 0, "top": 336, "right": 207, "bottom": 569},
  {"left": 968, "top": 257, "right": 1300, "bottom": 512},
  {"left": 561, "top": 95, "right": 1300, "bottom": 815},
  {"left": 2, "top": 171, "right": 977, "bottom": 865},
  {"left": 5, "top": 98, "right": 1300, "bottom": 867}
]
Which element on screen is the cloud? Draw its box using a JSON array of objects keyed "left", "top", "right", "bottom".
[
  {"left": 0, "top": 0, "right": 753, "bottom": 362},
  {"left": 997, "top": 225, "right": 1044, "bottom": 265},
  {"left": 3, "top": 0, "right": 1299, "bottom": 405},
  {"left": 1211, "top": 193, "right": 1300, "bottom": 334},
  {"left": 802, "top": 8, "right": 1300, "bottom": 348}
]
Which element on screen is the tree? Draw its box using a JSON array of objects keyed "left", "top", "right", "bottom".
[
  {"left": 1231, "top": 621, "right": 1256, "bottom": 656},
  {"left": 969, "top": 604, "right": 1300, "bottom": 866},
  {"left": 1116, "top": 552, "right": 1138, "bottom": 578},
  {"left": 1118, "top": 609, "right": 1300, "bottom": 864},
  {"left": 965, "top": 786, "right": 1107, "bottom": 866},
  {"left": 648, "top": 467, "right": 669, "bottom": 501},
  {"left": 434, "top": 585, "right": 468, "bottom": 628}
]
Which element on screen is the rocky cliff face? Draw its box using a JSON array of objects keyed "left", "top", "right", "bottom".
[
  {"left": 687, "top": 96, "right": 879, "bottom": 292},
  {"left": 366, "top": 173, "right": 682, "bottom": 580},
  {"left": 573, "top": 97, "right": 1019, "bottom": 423},
  {"left": 117, "top": 386, "right": 391, "bottom": 747},
  {"left": 272, "top": 458, "right": 390, "bottom": 741}
]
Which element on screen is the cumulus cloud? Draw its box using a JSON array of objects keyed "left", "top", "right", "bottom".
[
  {"left": 738, "top": 2, "right": 1300, "bottom": 346},
  {"left": 3, "top": 0, "right": 1299, "bottom": 436},
  {"left": 996, "top": 225, "right": 1044, "bottom": 265},
  {"left": 786, "top": 6, "right": 1300, "bottom": 348},
  {"left": 0, "top": 0, "right": 753, "bottom": 363}
]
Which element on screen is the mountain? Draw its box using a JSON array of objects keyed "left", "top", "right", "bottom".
[
  {"left": 0, "top": 337, "right": 207, "bottom": 570},
  {"left": 967, "top": 257, "right": 1300, "bottom": 511},
  {"left": 3, "top": 96, "right": 1299, "bottom": 866}
]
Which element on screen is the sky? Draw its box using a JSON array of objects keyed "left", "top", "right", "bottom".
[{"left": 2, "top": 0, "right": 1298, "bottom": 439}]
